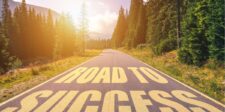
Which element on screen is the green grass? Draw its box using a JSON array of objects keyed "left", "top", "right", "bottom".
[
  {"left": 120, "top": 48, "right": 225, "bottom": 103},
  {"left": 0, "top": 50, "right": 101, "bottom": 103}
]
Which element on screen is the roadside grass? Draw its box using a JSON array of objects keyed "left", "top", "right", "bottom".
[
  {"left": 120, "top": 48, "right": 225, "bottom": 103},
  {"left": 0, "top": 50, "right": 101, "bottom": 103}
]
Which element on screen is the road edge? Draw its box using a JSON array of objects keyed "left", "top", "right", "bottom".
[
  {"left": 117, "top": 50, "right": 225, "bottom": 108},
  {"left": 0, "top": 55, "right": 100, "bottom": 107},
  {"left": 1, "top": 50, "right": 224, "bottom": 108}
]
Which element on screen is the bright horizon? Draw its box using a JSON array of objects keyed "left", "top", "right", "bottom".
[{"left": 13, "top": 0, "right": 131, "bottom": 37}]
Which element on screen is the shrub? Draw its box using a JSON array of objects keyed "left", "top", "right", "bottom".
[
  {"left": 178, "top": 48, "right": 193, "bottom": 65},
  {"left": 0, "top": 56, "right": 22, "bottom": 75},
  {"left": 210, "top": 81, "right": 222, "bottom": 92},
  {"left": 159, "top": 38, "right": 177, "bottom": 53},
  {"left": 166, "top": 66, "right": 181, "bottom": 77},
  {"left": 206, "top": 59, "right": 223, "bottom": 70},
  {"left": 153, "top": 38, "right": 177, "bottom": 55},
  {"left": 189, "top": 75, "right": 200, "bottom": 84},
  {"left": 31, "top": 68, "right": 39, "bottom": 76},
  {"left": 39, "top": 65, "right": 51, "bottom": 71},
  {"left": 10, "top": 57, "right": 22, "bottom": 70},
  {"left": 136, "top": 44, "right": 150, "bottom": 49}
]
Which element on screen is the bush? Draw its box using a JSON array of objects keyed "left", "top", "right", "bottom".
[
  {"left": 31, "top": 68, "right": 39, "bottom": 76},
  {"left": 189, "top": 75, "right": 200, "bottom": 84},
  {"left": 0, "top": 56, "right": 22, "bottom": 75},
  {"left": 153, "top": 38, "right": 177, "bottom": 55},
  {"left": 39, "top": 65, "right": 51, "bottom": 71},
  {"left": 166, "top": 66, "right": 181, "bottom": 77},
  {"left": 136, "top": 44, "right": 151, "bottom": 49},
  {"left": 178, "top": 48, "right": 193, "bottom": 65},
  {"left": 9, "top": 57, "right": 22, "bottom": 70},
  {"left": 206, "top": 59, "right": 223, "bottom": 70},
  {"left": 210, "top": 81, "right": 222, "bottom": 93}
]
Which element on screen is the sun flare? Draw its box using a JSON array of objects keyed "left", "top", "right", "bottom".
[{"left": 13, "top": 0, "right": 130, "bottom": 36}]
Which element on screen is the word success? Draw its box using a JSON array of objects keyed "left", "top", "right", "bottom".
[{"left": 2, "top": 90, "right": 221, "bottom": 112}]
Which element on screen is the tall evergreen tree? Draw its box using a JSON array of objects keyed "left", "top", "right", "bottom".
[
  {"left": 178, "top": 1, "right": 209, "bottom": 66},
  {"left": 14, "top": 0, "right": 29, "bottom": 59},
  {"left": 146, "top": 0, "right": 178, "bottom": 54},
  {"left": 2, "top": 0, "right": 16, "bottom": 56},
  {"left": 111, "top": 7, "right": 127, "bottom": 48},
  {"left": 43, "top": 9, "right": 55, "bottom": 58},
  {"left": 179, "top": 0, "right": 224, "bottom": 66},
  {"left": 0, "top": 22, "right": 9, "bottom": 73},
  {"left": 121, "top": 0, "right": 153, "bottom": 48},
  {"left": 2, "top": 0, "right": 12, "bottom": 38},
  {"left": 134, "top": 1, "right": 147, "bottom": 47},
  {"left": 0, "top": 0, "right": 17, "bottom": 74},
  {"left": 205, "top": 0, "right": 225, "bottom": 61},
  {"left": 123, "top": 0, "right": 142, "bottom": 48},
  {"left": 55, "top": 15, "right": 76, "bottom": 58},
  {"left": 11, "top": 6, "right": 20, "bottom": 56},
  {"left": 80, "top": 1, "right": 88, "bottom": 54},
  {"left": 0, "top": 0, "right": 82, "bottom": 73},
  {"left": 48, "top": 10, "right": 55, "bottom": 57},
  {"left": 20, "top": 0, "right": 27, "bottom": 17}
]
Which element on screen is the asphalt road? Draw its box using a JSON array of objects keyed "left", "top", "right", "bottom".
[{"left": 0, "top": 49, "right": 224, "bottom": 112}]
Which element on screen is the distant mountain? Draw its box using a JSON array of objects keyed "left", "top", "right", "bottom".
[{"left": 0, "top": 0, "right": 59, "bottom": 19}]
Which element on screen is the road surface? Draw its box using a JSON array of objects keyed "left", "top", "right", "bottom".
[{"left": 0, "top": 49, "right": 224, "bottom": 112}]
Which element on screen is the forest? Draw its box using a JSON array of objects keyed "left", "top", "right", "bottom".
[
  {"left": 0, "top": 0, "right": 224, "bottom": 73},
  {"left": 112, "top": 0, "right": 224, "bottom": 67},
  {"left": 0, "top": 0, "right": 109, "bottom": 74},
  {"left": 0, "top": 0, "right": 224, "bottom": 105}
]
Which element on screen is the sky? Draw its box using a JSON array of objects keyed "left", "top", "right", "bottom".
[{"left": 13, "top": 0, "right": 131, "bottom": 37}]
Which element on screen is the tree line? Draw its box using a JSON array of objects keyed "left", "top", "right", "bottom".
[
  {"left": 0, "top": 0, "right": 102, "bottom": 74},
  {"left": 86, "top": 39, "right": 111, "bottom": 49},
  {"left": 112, "top": 0, "right": 224, "bottom": 66}
]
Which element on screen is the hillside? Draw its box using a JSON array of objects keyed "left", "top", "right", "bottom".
[{"left": 120, "top": 48, "right": 225, "bottom": 103}]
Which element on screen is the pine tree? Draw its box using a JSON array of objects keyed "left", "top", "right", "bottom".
[
  {"left": 44, "top": 9, "right": 55, "bottom": 58},
  {"left": 0, "top": 0, "right": 82, "bottom": 66},
  {"left": 2, "top": 0, "right": 15, "bottom": 56},
  {"left": 10, "top": 6, "right": 20, "bottom": 56},
  {"left": 0, "top": 22, "right": 11, "bottom": 74},
  {"left": 55, "top": 15, "right": 76, "bottom": 58},
  {"left": 111, "top": 7, "right": 127, "bottom": 48},
  {"left": 20, "top": 0, "right": 27, "bottom": 18},
  {"left": 2, "top": 0, "right": 12, "bottom": 38},
  {"left": 134, "top": 1, "right": 147, "bottom": 47},
  {"left": 0, "top": 0, "right": 17, "bottom": 74},
  {"left": 146, "top": 0, "right": 178, "bottom": 54},
  {"left": 205, "top": 0, "right": 225, "bottom": 61},
  {"left": 178, "top": 0, "right": 225, "bottom": 66},
  {"left": 123, "top": 0, "right": 142, "bottom": 48},
  {"left": 178, "top": 1, "right": 209, "bottom": 66},
  {"left": 80, "top": 1, "right": 88, "bottom": 54},
  {"left": 14, "top": 0, "right": 29, "bottom": 59}
]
